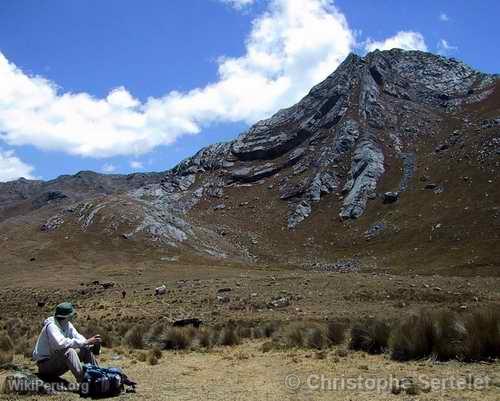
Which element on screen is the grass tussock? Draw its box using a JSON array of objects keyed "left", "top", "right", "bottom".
[
  {"left": 390, "top": 307, "right": 500, "bottom": 362},
  {"left": 150, "top": 344, "right": 163, "bottom": 360},
  {"left": 462, "top": 307, "right": 500, "bottom": 362},
  {"left": 390, "top": 310, "right": 437, "bottom": 361},
  {"left": 4, "top": 318, "right": 30, "bottom": 339},
  {"left": 82, "top": 320, "right": 116, "bottom": 348},
  {"left": 0, "top": 331, "right": 14, "bottom": 364},
  {"left": 147, "top": 322, "right": 165, "bottom": 341},
  {"left": 197, "top": 328, "right": 213, "bottom": 349},
  {"left": 161, "top": 327, "right": 193, "bottom": 350},
  {"left": 280, "top": 322, "right": 329, "bottom": 350},
  {"left": 253, "top": 321, "right": 280, "bottom": 339},
  {"left": 135, "top": 351, "right": 147, "bottom": 362},
  {"left": 147, "top": 353, "right": 158, "bottom": 366},
  {"left": 124, "top": 324, "right": 145, "bottom": 349},
  {"left": 326, "top": 320, "right": 347, "bottom": 346},
  {"left": 236, "top": 325, "right": 252, "bottom": 340},
  {"left": 13, "top": 335, "right": 36, "bottom": 358},
  {"left": 430, "top": 310, "right": 465, "bottom": 361},
  {"left": 349, "top": 319, "right": 390, "bottom": 354},
  {"left": 218, "top": 326, "right": 240, "bottom": 347},
  {"left": 304, "top": 325, "right": 329, "bottom": 350}
]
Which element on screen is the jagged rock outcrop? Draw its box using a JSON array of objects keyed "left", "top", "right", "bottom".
[{"left": 1, "top": 49, "right": 498, "bottom": 266}]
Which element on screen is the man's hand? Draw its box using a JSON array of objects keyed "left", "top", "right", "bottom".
[{"left": 86, "top": 335, "right": 102, "bottom": 345}]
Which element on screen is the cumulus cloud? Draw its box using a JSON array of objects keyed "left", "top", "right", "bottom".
[
  {"left": 439, "top": 12, "right": 450, "bottom": 22},
  {"left": 0, "top": 0, "right": 356, "bottom": 159},
  {"left": 365, "top": 31, "right": 428, "bottom": 52},
  {"left": 0, "top": 0, "right": 428, "bottom": 162},
  {"left": 101, "top": 163, "right": 117, "bottom": 173},
  {"left": 0, "top": 148, "right": 35, "bottom": 182},
  {"left": 220, "top": 0, "right": 256, "bottom": 9},
  {"left": 437, "top": 39, "right": 458, "bottom": 56},
  {"left": 130, "top": 160, "right": 144, "bottom": 169}
]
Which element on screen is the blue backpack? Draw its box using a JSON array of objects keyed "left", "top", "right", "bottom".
[{"left": 79, "top": 364, "right": 136, "bottom": 398}]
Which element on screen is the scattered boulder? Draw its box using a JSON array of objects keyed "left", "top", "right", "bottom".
[
  {"left": 383, "top": 192, "right": 399, "bottom": 204},
  {"left": 1, "top": 369, "right": 55, "bottom": 395},
  {"left": 365, "top": 222, "right": 386, "bottom": 239},
  {"left": 172, "top": 318, "right": 203, "bottom": 328},
  {"left": 160, "top": 256, "right": 179, "bottom": 262},
  {"left": 268, "top": 297, "right": 290, "bottom": 308},
  {"left": 40, "top": 215, "right": 64, "bottom": 232},
  {"left": 305, "top": 259, "right": 361, "bottom": 273},
  {"left": 435, "top": 143, "right": 449, "bottom": 153},
  {"left": 217, "top": 294, "right": 230, "bottom": 303},
  {"left": 154, "top": 285, "right": 167, "bottom": 296}
]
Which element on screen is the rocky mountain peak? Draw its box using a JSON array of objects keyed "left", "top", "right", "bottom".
[
  {"left": 162, "top": 49, "right": 496, "bottom": 228},
  {"left": 2, "top": 49, "right": 499, "bottom": 270}
]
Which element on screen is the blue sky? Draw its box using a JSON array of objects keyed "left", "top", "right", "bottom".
[{"left": 0, "top": 0, "right": 499, "bottom": 181}]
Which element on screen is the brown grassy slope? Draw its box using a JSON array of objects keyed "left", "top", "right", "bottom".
[
  {"left": 190, "top": 82, "right": 500, "bottom": 275},
  {"left": 0, "top": 84, "right": 499, "bottom": 276}
]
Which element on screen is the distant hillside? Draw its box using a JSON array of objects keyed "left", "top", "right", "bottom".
[{"left": 1, "top": 49, "right": 499, "bottom": 275}]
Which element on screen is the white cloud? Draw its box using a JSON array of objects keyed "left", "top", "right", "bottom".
[
  {"left": 437, "top": 39, "right": 458, "bottom": 56},
  {"left": 365, "top": 31, "right": 428, "bottom": 52},
  {"left": 101, "top": 163, "right": 117, "bottom": 173},
  {"left": 130, "top": 160, "right": 144, "bottom": 169},
  {"left": 0, "top": 0, "right": 356, "bottom": 159},
  {"left": 220, "top": 0, "right": 256, "bottom": 9},
  {"left": 439, "top": 13, "right": 450, "bottom": 22},
  {"left": 0, "top": 148, "right": 35, "bottom": 182},
  {"left": 0, "top": 1, "right": 427, "bottom": 162}
]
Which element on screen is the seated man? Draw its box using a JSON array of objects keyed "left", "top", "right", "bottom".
[{"left": 32, "top": 302, "right": 101, "bottom": 382}]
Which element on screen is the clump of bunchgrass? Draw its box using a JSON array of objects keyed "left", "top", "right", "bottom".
[{"left": 349, "top": 319, "right": 390, "bottom": 354}]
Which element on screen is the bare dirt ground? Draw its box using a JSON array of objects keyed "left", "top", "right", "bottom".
[
  {"left": 2, "top": 342, "right": 499, "bottom": 401},
  {"left": 1, "top": 260, "right": 499, "bottom": 325},
  {"left": 1, "top": 261, "right": 499, "bottom": 400}
]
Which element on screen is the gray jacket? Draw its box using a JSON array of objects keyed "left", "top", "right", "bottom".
[{"left": 32, "top": 317, "right": 87, "bottom": 361}]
